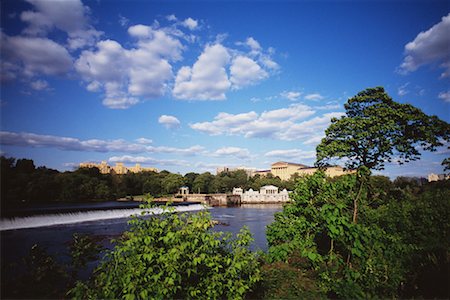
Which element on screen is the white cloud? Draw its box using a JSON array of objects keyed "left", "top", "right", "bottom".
[
  {"left": 246, "top": 37, "right": 262, "bottom": 52},
  {"left": 30, "top": 79, "right": 49, "bottom": 91},
  {"left": 158, "top": 115, "right": 181, "bottom": 129},
  {"left": 135, "top": 138, "right": 153, "bottom": 144},
  {"left": 281, "top": 112, "right": 344, "bottom": 141},
  {"left": 398, "top": 83, "right": 410, "bottom": 97},
  {"left": 230, "top": 55, "right": 268, "bottom": 89},
  {"left": 75, "top": 24, "right": 183, "bottom": 108},
  {"left": 0, "top": 131, "right": 204, "bottom": 155},
  {"left": 265, "top": 149, "right": 316, "bottom": 160},
  {"left": 214, "top": 147, "right": 250, "bottom": 159},
  {"left": 173, "top": 43, "right": 231, "bottom": 100},
  {"left": 399, "top": 13, "right": 450, "bottom": 77},
  {"left": 181, "top": 18, "right": 198, "bottom": 30},
  {"left": 280, "top": 90, "right": 302, "bottom": 101},
  {"left": 190, "top": 111, "right": 258, "bottom": 135},
  {"left": 0, "top": 131, "right": 147, "bottom": 153},
  {"left": 190, "top": 104, "right": 338, "bottom": 142},
  {"left": 128, "top": 24, "right": 152, "bottom": 38},
  {"left": 304, "top": 93, "right": 324, "bottom": 101},
  {"left": 438, "top": 90, "right": 450, "bottom": 102},
  {"left": 22, "top": 0, "right": 102, "bottom": 50},
  {"left": 109, "top": 155, "right": 189, "bottom": 167},
  {"left": 166, "top": 14, "right": 178, "bottom": 22},
  {"left": 241, "top": 36, "right": 279, "bottom": 70},
  {"left": 1, "top": 35, "right": 73, "bottom": 77}
]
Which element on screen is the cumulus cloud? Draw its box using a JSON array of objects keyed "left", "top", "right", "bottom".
[
  {"left": 0, "top": 131, "right": 204, "bottom": 155},
  {"left": 280, "top": 91, "right": 302, "bottom": 101},
  {"left": 158, "top": 115, "right": 181, "bottom": 129},
  {"left": 76, "top": 25, "right": 183, "bottom": 108},
  {"left": 1, "top": 35, "right": 73, "bottom": 78},
  {"left": 21, "top": 0, "right": 102, "bottom": 50},
  {"left": 230, "top": 55, "right": 268, "bottom": 89},
  {"left": 173, "top": 36, "right": 278, "bottom": 100},
  {"left": 265, "top": 149, "right": 316, "bottom": 160},
  {"left": 181, "top": 17, "right": 198, "bottom": 30},
  {"left": 0, "top": 0, "right": 100, "bottom": 84},
  {"left": 438, "top": 90, "right": 450, "bottom": 102},
  {"left": 173, "top": 44, "right": 231, "bottom": 100},
  {"left": 399, "top": 13, "right": 450, "bottom": 77},
  {"left": 304, "top": 93, "right": 324, "bottom": 101},
  {"left": 214, "top": 147, "right": 250, "bottom": 159},
  {"left": 190, "top": 104, "right": 339, "bottom": 142}
]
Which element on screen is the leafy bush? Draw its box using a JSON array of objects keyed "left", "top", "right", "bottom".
[
  {"left": 266, "top": 171, "right": 406, "bottom": 298},
  {"left": 69, "top": 202, "right": 261, "bottom": 299}
]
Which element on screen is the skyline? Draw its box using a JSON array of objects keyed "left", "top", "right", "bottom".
[{"left": 1, "top": 0, "right": 449, "bottom": 178}]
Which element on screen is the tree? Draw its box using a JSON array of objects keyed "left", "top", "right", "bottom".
[
  {"left": 192, "top": 172, "right": 215, "bottom": 194},
  {"left": 266, "top": 172, "right": 406, "bottom": 298},
  {"left": 183, "top": 172, "right": 199, "bottom": 191},
  {"left": 70, "top": 202, "right": 261, "bottom": 299},
  {"left": 316, "top": 87, "right": 450, "bottom": 171},
  {"left": 161, "top": 173, "right": 185, "bottom": 195}
]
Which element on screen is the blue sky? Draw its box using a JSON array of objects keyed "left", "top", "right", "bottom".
[{"left": 1, "top": 0, "right": 449, "bottom": 178}]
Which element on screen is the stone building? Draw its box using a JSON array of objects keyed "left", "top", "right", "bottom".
[
  {"left": 270, "top": 161, "right": 355, "bottom": 181},
  {"left": 233, "top": 185, "right": 289, "bottom": 203},
  {"left": 79, "top": 161, "right": 157, "bottom": 175},
  {"left": 428, "top": 173, "right": 449, "bottom": 182}
]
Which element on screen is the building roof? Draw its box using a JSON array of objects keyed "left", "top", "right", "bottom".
[{"left": 261, "top": 185, "right": 279, "bottom": 189}]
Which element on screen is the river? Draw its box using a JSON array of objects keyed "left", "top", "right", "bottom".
[{"left": 1, "top": 202, "right": 282, "bottom": 281}]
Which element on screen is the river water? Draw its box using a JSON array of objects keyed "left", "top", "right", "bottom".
[{"left": 1, "top": 203, "right": 282, "bottom": 278}]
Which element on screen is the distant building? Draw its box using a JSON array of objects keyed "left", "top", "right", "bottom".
[
  {"left": 254, "top": 170, "right": 271, "bottom": 177},
  {"left": 79, "top": 161, "right": 158, "bottom": 175},
  {"left": 271, "top": 161, "right": 354, "bottom": 181},
  {"left": 178, "top": 186, "right": 189, "bottom": 195},
  {"left": 428, "top": 173, "right": 449, "bottom": 182},
  {"left": 216, "top": 166, "right": 256, "bottom": 177},
  {"left": 233, "top": 185, "right": 289, "bottom": 203}
]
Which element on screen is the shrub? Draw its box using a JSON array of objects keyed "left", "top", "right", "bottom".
[{"left": 69, "top": 202, "right": 260, "bottom": 299}]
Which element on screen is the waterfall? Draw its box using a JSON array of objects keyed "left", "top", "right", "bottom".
[{"left": 0, "top": 204, "right": 207, "bottom": 231}]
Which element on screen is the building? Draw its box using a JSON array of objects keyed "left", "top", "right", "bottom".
[
  {"left": 254, "top": 170, "right": 271, "bottom": 177},
  {"left": 428, "top": 173, "right": 449, "bottom": 182},
  {"left": 128, "top": 163, "right": 158, "bottom": 174},
  {"left": 216, "top": 166, "right": 256, "bottom": 177},
  {"left": 270, "top": 161, "right": 354, "bottom": 181},
  {"left": 232, "top": 185, "right": 289, "bottom": 203},
  {"left": 79, "top": 161, "right": 158, "bottom": 175},
  {"left": 178, "top": 186, "right": 189, "bottom": 195}
]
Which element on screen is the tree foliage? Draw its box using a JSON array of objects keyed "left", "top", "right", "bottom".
[
  {"left": 316, "top": 87, "right": 450, "bottom": 170},
  {"left": 266, "top": 171, "right": 407, "bottom": 298},
  {"left": 70, "top": 202, "right": 261, "bottom": 299}
]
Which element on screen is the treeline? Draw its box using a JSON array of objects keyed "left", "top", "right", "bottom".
[{"left": 1, "top": 156, "right": 297, "bottom": 210}]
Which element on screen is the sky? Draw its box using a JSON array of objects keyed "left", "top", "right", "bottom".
[{"left": 0, "top": 0, "right": 449, "bottom": 178}]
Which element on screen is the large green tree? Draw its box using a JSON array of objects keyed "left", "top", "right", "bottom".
[{"left": 316, "top": 87, "right": 450, "bottom": 170}]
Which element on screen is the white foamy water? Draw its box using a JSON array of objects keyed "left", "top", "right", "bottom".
[{"left": 0, "top": 204, "right": 206, "bottom": 231}]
